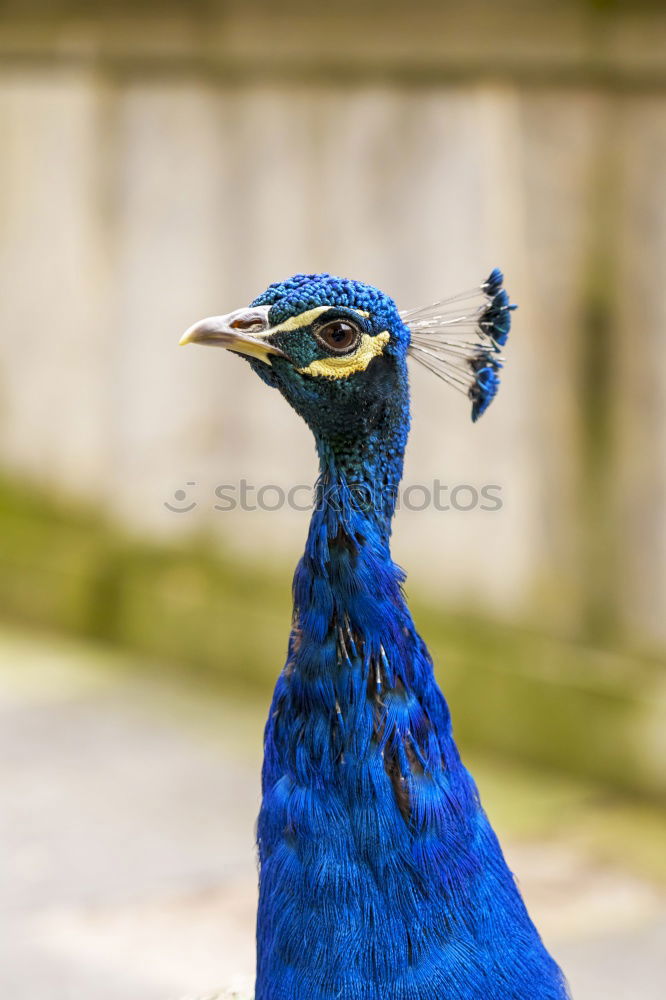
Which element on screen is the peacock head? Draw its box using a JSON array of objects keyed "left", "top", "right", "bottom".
[
  {"left": 180, "top": 270, "right": 514, "bottom": 461},
  {"left": 180, "top": 273, "right": 410, "bottom": 457}
]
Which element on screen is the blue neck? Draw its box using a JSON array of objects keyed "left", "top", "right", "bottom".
[{"left": 255, "top": 440, "right": 567, "bottom": 1000}]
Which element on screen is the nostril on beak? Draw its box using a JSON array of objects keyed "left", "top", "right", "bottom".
[
  {"left": 228, "top": 308, "right": 271, "bottom": 334},
  {"left": 230, "top": 316, "right": 266, "bottom": 333}
]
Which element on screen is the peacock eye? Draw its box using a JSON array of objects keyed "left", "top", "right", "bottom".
[{"left": 315, "top": 320, "right": 361, "bottom": 354}]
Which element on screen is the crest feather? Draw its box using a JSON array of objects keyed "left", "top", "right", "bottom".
[{"left": 402, "top": 268, "right": 515, "bottom": 421}]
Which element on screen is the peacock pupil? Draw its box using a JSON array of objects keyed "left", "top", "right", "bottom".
[{"left": 316, "top": 320, "right": 359, "bottom": 354}]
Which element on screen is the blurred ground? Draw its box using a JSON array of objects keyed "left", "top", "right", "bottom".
[{"left": 2, "top": 625, "right": 665, "bottom": 1000}]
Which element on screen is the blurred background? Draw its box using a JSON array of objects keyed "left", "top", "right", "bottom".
[{"left": 1, "top": 1, "right": 665, "bottom": 997}]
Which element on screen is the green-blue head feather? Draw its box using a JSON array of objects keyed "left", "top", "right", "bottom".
[{"left": 180, "top": 269, "right": 514, "bottom": 442}]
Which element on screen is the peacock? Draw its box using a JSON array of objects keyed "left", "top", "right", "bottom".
[{"left": 180, "top": 271, "right": 569, "bottom": 1000}]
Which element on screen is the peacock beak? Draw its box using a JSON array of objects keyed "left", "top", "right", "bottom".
[{"left": 179, "top": 305, "right": 284, "bottom": 364}]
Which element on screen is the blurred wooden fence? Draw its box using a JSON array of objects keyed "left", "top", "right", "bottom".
[{"left": 0, "top": 1, "right": 665, "bottom": 649}]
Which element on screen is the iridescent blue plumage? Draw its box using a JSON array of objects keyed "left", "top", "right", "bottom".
[
  {"left": 468, "top": 268, "right": 515, "bottom": 420},
  {"left": 182, "top": 272, "right": 566, "bottom": 1000}
]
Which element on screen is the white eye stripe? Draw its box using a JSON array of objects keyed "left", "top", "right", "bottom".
[
  {"left": 268, "top": 306, "right": 370, "bottom": 336},
  {"left": 269, "top": 306, "right": 331, "bottom": 334}
]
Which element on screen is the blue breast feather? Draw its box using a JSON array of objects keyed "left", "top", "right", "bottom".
[{"left": 255, "top": 483, "right": 567, "bottom": 999}]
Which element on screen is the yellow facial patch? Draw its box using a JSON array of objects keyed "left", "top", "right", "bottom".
[{"left": 297, "top": 331, "right": 390, "bottom": 379}]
